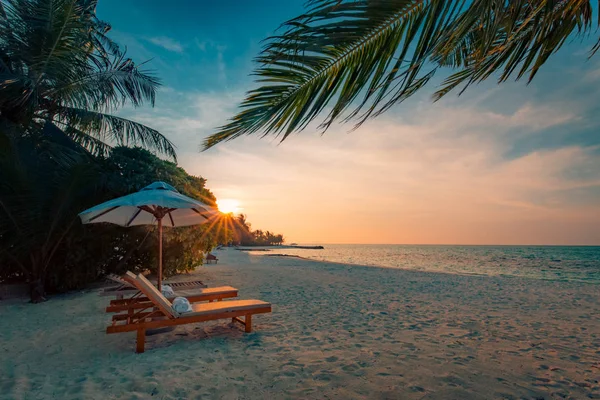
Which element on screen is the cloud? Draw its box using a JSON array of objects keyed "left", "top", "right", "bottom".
[
  {"left": 195, "top": 39, "right": 207, "bottom": 52},
  {"left": 146, "top": 36, "right": 184, "bottom": 53},
  {"left": 192, "top": 39, "right": 228, "bottom": 83},
  {"left": 216, "top": 46, "right": 227, "bottom": 84}
]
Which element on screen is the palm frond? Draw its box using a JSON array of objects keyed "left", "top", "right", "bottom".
[
  {"left": 53, "top": 106, "right": 177, "bottom": 160},
  {"left": 0, "top": 0, "right": 100, "bottom": 114},
  {"left": 61, "top": 125, "right": 113, "bottom": 157},
  {"left": 205, "top": 0, "right": 461, "bottom": 148},
  {"left": 44, "top": 54, "right": 160, "bottom": 111},
  {"left": 433, "top": 0, "right": 596, "bottom": 100},
  {"left": 204, "top": 0, "right": 598, "bottom": 149}
]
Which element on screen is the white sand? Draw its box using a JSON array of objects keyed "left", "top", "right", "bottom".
[{"left": 1, "top": 249, "right": 599, "bottom": 399}]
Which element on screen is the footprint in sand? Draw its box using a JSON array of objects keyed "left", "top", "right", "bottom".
[
  {"left": 341, "top": 364, "right": 359, "bottom": 372},
  {"left": 313, "top": 373, "right": 332, "bottom": 381}
]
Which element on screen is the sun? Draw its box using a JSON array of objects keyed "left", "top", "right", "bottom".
[{"left": 217, "top": 198, "right": 241, "bottom": 214}]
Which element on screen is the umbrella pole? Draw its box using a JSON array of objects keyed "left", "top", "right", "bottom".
[{"left": 157, "top": 217, "right": 163, "bottom": 291}]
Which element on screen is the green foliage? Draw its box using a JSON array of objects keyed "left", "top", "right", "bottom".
[
  {"left": 102, "top": 147, "right": 216, "bottom": 206},
  {"left": 0, "top": 145, "right": 221, "bottom": 301},
  {"left": 203, "top": 0, "right": 599, "bottom": 149},
  {"left": 0, "top": 0, "right": 175, "bottom": 159}
]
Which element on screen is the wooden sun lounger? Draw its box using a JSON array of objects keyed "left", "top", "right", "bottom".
[
  {"left": 105, "top": 286, "right": 239, "bottom": 313},
  {"left": 100, "top": 273, "right": 207, "bottom": 299},
  {"left": 106, "top": 272, "right": 271, "bottom": 353}
]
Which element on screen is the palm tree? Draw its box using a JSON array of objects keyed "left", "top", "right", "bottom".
[
  {"left": 232, "top": 214, "right": 253, "bottom": 245},
  {"left": 275, "top": 234, "right": 284, "bottom": 246},
  {"left": 0, "top": 0, "right": 176, "bottom": 159},
  {"left": 203, "top": 0, "right": 598, "bottom": 149}
]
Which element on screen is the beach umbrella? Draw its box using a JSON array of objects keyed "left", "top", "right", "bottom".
[{"left": 79, "top": 181, "right": 215, "bottom": 290}]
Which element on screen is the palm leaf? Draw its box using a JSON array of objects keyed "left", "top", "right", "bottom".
[
  {"left": 45, "top": 54, "right": 161, "bottom": 111},
  {"left": 433, "top": 0, "right": 595, "bottom": 99},
  {"left": 204, "top": 0, "right": 598, "bottom": 149},
  {"left": 53, "top": 106, "right": 177, "bottom": 160},
  {"left": 61, "top": 125, "right": 113, "bottom": 157},
  {"left": 205, "top": 0, "right": 460, "bottom": 148}
]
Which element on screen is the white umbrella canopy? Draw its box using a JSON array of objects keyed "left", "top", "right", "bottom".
[
  {"left": 79, "top": 181, "right": 214, "bottom": 227},
  {"left": 79, "top": 181, "right": 217, "bottom": 289}
]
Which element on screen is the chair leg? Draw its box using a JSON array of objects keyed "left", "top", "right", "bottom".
[
  {"left": 245, "top": 315, "right": 252, "bottom": 333},
  {"left": 136, "top": 328, "right": 146, "bottom": 353}
]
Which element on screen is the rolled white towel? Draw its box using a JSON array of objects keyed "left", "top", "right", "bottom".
[
  {"left": 172, "top": 297, "right": 192, "bottom": 313},
  {"left": 161, "top": 285, "right": 175, "bottom": 298}
]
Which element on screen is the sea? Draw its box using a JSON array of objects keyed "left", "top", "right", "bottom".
[{"left": 273, "top": 244, "right": 600, "bottom": 283}]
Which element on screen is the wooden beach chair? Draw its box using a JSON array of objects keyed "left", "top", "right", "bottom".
[
  {"left": 100, "top": 273, "right": 207, "bottom": 299},
  {"left": 105, "top": 285, "right": 239, "bottom": 313},
  {"left": 107, "top": 272, "right": 272, "bottom": 353}
]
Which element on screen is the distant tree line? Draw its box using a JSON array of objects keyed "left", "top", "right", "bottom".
[{"left": 229, "top": 214, "right": 285, "bottom": 246}]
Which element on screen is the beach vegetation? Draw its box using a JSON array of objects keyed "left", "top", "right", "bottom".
[
  {"left": 0, "top": 1, "right": 254, "bottom": 302},
  {"left": 228, "top": 214, "right": 285, "bottom": 246},
  {"left": 0, "top": 143, "right": 222, "bottom": 302}
]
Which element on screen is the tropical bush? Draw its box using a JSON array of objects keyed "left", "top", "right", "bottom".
[
  {"left": 0, "top": 144, "right": 224, "bottom": 301},
  {"left": 0, "top": 128, "right": 104, "bottom": 301}
]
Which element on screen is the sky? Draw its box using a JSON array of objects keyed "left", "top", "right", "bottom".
[{"left": 96, "top": 1, "right": 600, "bottom": 245}]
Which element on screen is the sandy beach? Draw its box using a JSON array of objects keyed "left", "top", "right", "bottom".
[{"left": 1, "top": 249, "right": 599, "bottom": 399}]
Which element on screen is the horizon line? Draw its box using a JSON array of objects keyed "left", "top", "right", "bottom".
[{"left": 286, "top": 243, "right": 600, "bottom": 247}]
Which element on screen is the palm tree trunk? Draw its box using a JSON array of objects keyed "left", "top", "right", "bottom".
[
  {"left": 29, "top": 254, "right": 47, "bottom": 303},
  {"left": 29, "top": 277, "right": 47, "bottom": 303}
]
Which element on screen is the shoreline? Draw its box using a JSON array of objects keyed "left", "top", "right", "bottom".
[{"left": 255, "top": 251, "right": 600, "bottom": 285}]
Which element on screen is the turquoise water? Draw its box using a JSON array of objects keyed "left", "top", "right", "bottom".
[{"left": 274, "top": 245, "right": 600, "bottom": 283}]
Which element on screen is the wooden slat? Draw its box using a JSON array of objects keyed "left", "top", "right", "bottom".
[
  {"left": 107, "top": 286, "right": 238, "bottom": 307},
  {"left": 106, "top": 291, "right": 238, "bottom": 313},
  {"left": 107, "top": 305, "right": 272, "bottom": 333},
  {"left": 101, "top": 281, "right": 206, "bottom": 297},
  {"left": 169, "top": 280, "right": 205, "bottom": 289},
  {"left": 112, "top": 311, "right": 154, "bottom": 322}
]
